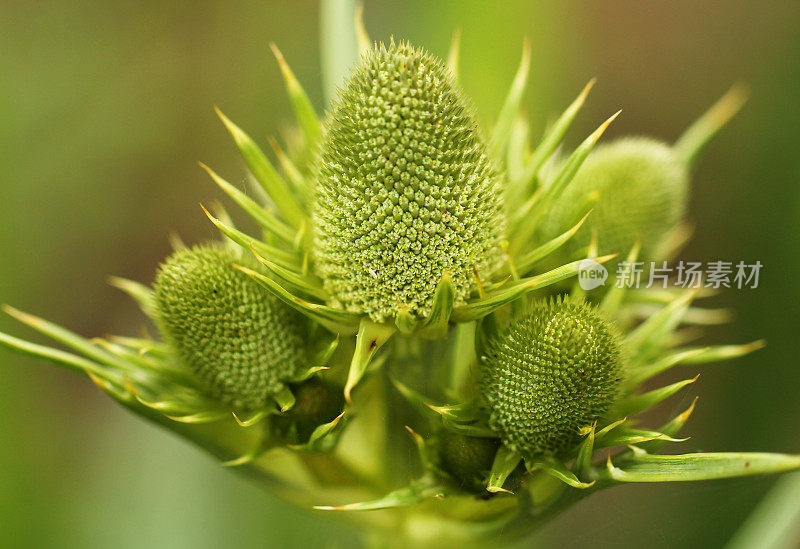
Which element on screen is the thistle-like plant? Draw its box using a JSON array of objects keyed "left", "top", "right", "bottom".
[{"left": 0, "top": 6, "right": 796, "bottom": 547}]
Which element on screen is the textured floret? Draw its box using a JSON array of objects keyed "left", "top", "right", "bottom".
[
  {"left": 543, "top": 137, "right": 688, "bottom": 260},
  {"left": 480, "top": 299, "right": 623, "bottom": 457},
  {"left": 153, "top": 245, "right": 305, "bottom": 409},
  {"left": 313, "top": 41, "right": 505, "bottom": 322}
]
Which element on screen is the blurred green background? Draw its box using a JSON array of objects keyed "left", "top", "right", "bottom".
[{"left": 1, "top": 1, "right": 798, "bottom": 547}]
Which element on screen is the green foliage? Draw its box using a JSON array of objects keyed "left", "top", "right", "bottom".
[
  {"left": 153, "top": 245, "right": 305, "bottom": 409},
  {"left": 480, "top": 298, "right": 623, "bottom": 456},
  {"left": 313, "top": 42, "right": 505, "bottom": 322}
]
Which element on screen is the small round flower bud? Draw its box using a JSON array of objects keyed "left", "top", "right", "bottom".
[
  {"left": 313, "top": 42, "right": 505, "bottom": 322},
  {"left": 437, "top": 431, "right": 499, "bottom": 494},
  {"left": 480, "top": 299, "right": 623, "bottom": 457},
  {"left": 274, "top": 378, "right": 344, "bottom": 442},
  {"left": 544, "top": 137, "right": 688, "bottom": 260},
  {"left": 153, "top": 245, "right": 305, "bottom": 409}
]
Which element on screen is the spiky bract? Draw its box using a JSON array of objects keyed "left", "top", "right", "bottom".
[
  {"left": 543, "top": 137, "right": 688, "bottom": 260},
  {"left": 153, "top": 245, "right": 305, "bottom": 409},
  {"left": 480, "top": 299, "right": 623, "bottom": 457},
  {"left": 313, "top": 41, "right": 505, "bottom": 322}
]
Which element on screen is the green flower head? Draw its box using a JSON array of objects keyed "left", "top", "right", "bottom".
[
  {"left": 313, "top": 41, "right": 505, "bottom": 322},
  {"left": 543, "top": 137, "right": 689, "bottom": 261},
  {"left": 153, "top": 245, "right": 306, "bottom": 410},
  {"left": 480, "top": 298, "right": 623, "bottom": 457}
]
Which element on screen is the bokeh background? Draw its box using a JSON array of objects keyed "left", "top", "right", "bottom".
[{"left": 1, "top": 1, "right": 798, "bottom": 547}]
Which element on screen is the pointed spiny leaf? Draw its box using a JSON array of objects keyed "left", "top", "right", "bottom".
[
  {"left": 215, "top": 107, "right": 306, "bottom": 228},
  {"left": 490, "top": 38, "right": 531, "bottom": 156},
  {"left": 270, "top": 43, "right": 322, "bottom": 147},
  {"left": 509, "top": 78, "right": 596, "bottom": 203},
  {"left": 344, "top": 319, "right": 396, "bottom": 402},
  {"left": 487, "top": 446, "right": 522, "bottom": 493},
  {"left": 604, "top": 451, "right": 800, "bottom": 483},
  {"left": 530, "top": 457, "right": 595, "bottom": 489},
  {"left": 451, "top": 254, "right": 617, "bottom": 322},
  {"left": 446, "top": 28, "right": 461, "bottom": 77},
  {"left": 599, "top": 239, "right": 641, "bottom": 316},
  {"left": 420, "top": 271, "right": 455, "bottom": 339},
  {"left": 108, "top": 276, "right": 156, "bottom": 318},
  {"left": 513, "top": 210, "right": 592, "bottom": 276},
  {"left": 199, "top": 163, "right": 296, "bottom": 242},
  {"left": 613, "top": 376, "right": 698, "bottom": 418},
  {"left": 511, "top": 110, "right": 619, "bottom": 254},
  {"left": 251, "top": 248, "right": 329, "bottom": 301},
  {"left": 234, "top": 265, "right": 361, "bottom": 335},
  {"left": 200, "top": 205, "right": 300, "bottom": 270},
  {"left": 674, "top": 84, "right": 748, "bottom": 170},
  {"left": 636, "top": 397, "right": 698, "bottom": 454},
  {"left": 678, "top": 341, "right": 766, "bottom": 364}
]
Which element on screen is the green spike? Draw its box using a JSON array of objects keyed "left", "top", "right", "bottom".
[
  {"left": 678, "top": 340, "right": 766, "bottom": 364},
  {"left": 490, "top": 38, "right": 531, "bottom": 156},
  {"left": 420, "top": 272, "right": 455, "bottom": 339},
  {"left": 625, "top": 288, "right": 698, "bottom": 358},
  {"left": 214, "top": 107, "right": 306, "bottom": 228},
  {"left": 530, "top": 457, "right": 595, "bottom": 489},
  {"left": 486, "top": 446, "right": 522, "bottom": 493},
  {"left": 199, "top": 163, "right": 296, "bottom": 242},
  {"left": 267, "top": 137, "right": 306, "bottom": 191},
  {"left": 626, "top": 347, "right": 708, "bottom": 386},
  {"left": 108, "top": 276, "right": 156, "bottom": 318},
  {"left": 234, "top": 265, "right": 361, "bottom": 335},
  {"left": 289, "top": 411, "right": 346, "bottom": 451},
  {"left": 510, "top": 110, "right": 620, "bottom": 254},
  {"left": 603, "top": 451, "right": 800, "bottom": 483},
  {"left": 314, "top": 479, "right": 447, "bottom": 511},
  {"left": 509, "top": 78, "right": 596, "bottom": 203},
  {"left": 270, "top": 43, "right": 322, "bottom": 147},
  {"left": 0, "top": 330, "right": 115, "bottom": 382},
  {"left": 251, "top": 249, "right": 329, "bottom": 301},
  {"left": 636, "top": 397, "right": 698, "bottom": 454},
  {"left": 3, "top": 306, "right": 137, "bottom": 376},
  {"left": 166, "top": 411, "right": 229, "bottom": 424},
  {"left": 613, "top": 376, "right": 698, "bottom": 418},
  {"left": 273, "top": 386, "right": 296, "bottom": 412},
  {"left": 595, "top": 426, "right": 686, "bottom": 449},
  {"left": 200, "top": 205, "right": 300, "bottom": 270},
  {"left": 513, "top": 210, "right": 592, "bottom": 276},
  {"left": 451, "top": 254, "right": 617, "bottom": 322},
  {"left": 231, "top": 408, "right": 272, "bottom": 428},
  {"left": 354, "top": 3, "right": 371, "bottom": 56},
  {"left": 344, "top": 319, "right": 396, "bottom": 402},
  {"left": 599, "top": 239, "right": 641, "bottom": 316},
  {"left": 446, "top": 28, "right": 461, "bottom": 77},
  {"left": 674, "top": 84, "right": 748, "bottom": 170},
  {"left": 575, "top": 423, "right": 596, "bottom": 479}
]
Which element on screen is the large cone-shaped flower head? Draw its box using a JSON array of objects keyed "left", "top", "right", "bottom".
[
  {"left": 544, "top": 137, "right": 688, "bottom": 260},
  {"left": 480, "top": 299, "right": 623, "bottom": 457},
  {"left": 153, "top": 245, "right": 305, "bottom": 409},
  {"left": 313, "top": 42, "right": 505, "bottom": 322}
]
